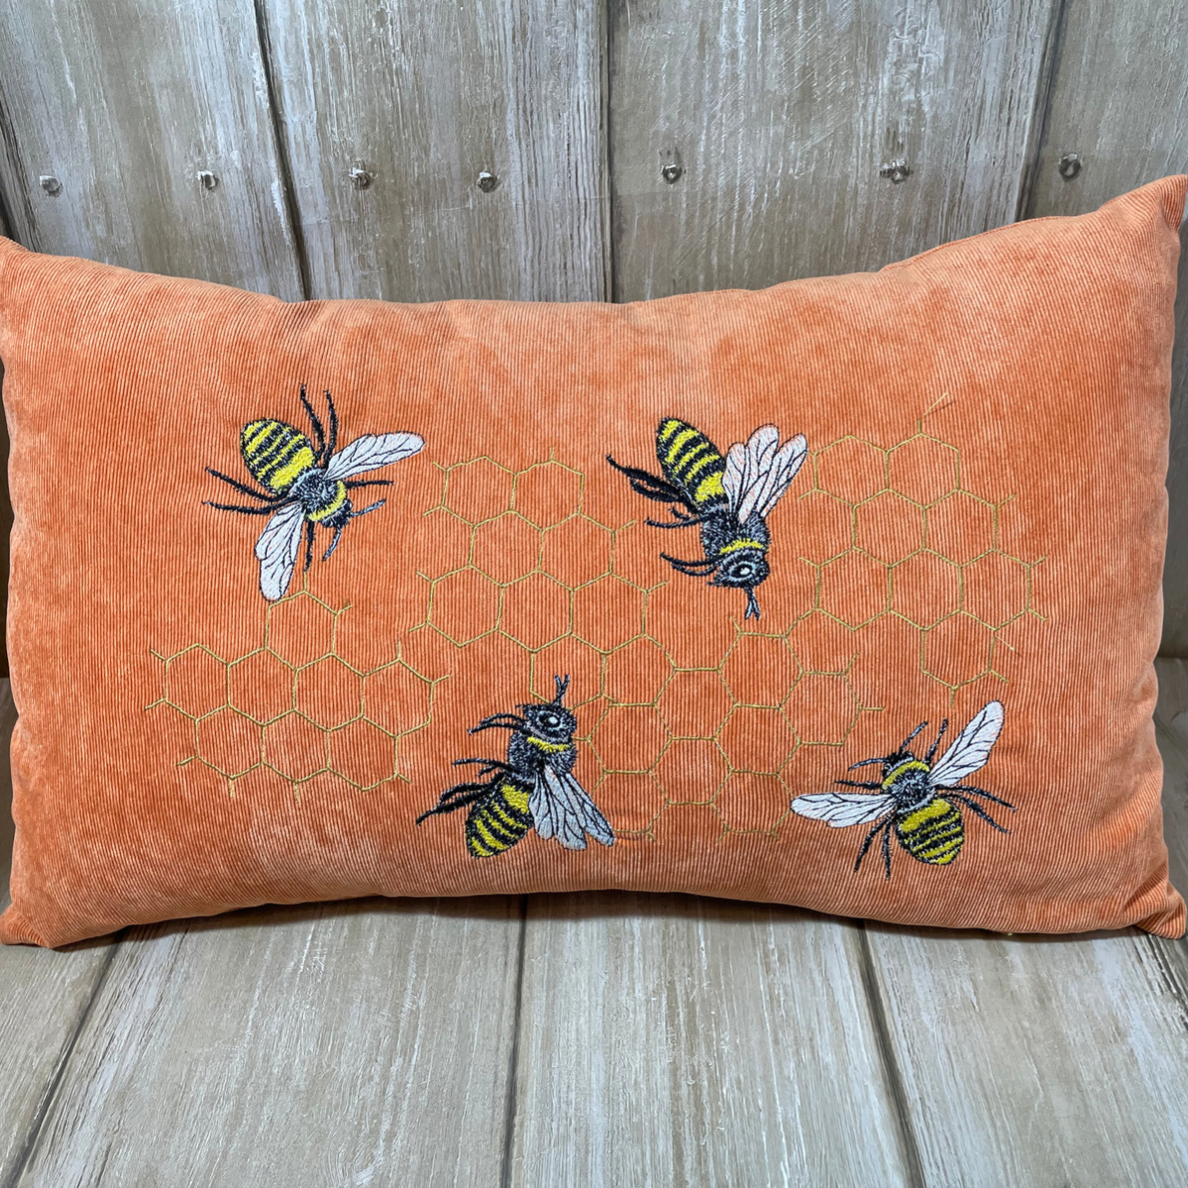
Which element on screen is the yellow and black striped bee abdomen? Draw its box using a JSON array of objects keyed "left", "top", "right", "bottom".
[
  {"left": 656, "top": 418, "right": 727, "bottom": 509},
  {"left": 465, "top": 777, "right": 534, "bottom": 858},
  {"left": 241, "top": 419, "right": 317, "bottom": 495},
  {"left": 896, "top": 797, "right": 964, "bottom": 866}
]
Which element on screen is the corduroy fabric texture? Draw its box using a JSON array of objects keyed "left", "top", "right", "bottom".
[{"left": 0, "top": 178, "right": 1183, "bottom": 947}]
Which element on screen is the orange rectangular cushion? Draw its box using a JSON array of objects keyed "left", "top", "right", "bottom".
[{"left": 0, "top": 177, "right": 1183, "bottom": 946}]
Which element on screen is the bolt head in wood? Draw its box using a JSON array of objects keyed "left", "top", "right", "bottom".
[
  {"left": 879, "top": 159, "right": 911, "bottom": 184},
  {"left": 197, "top": 170, "right": 219, "bottom": 191},
  {"left": 661, "top": 162, "right": 683, "bottom": 184},
  {"left": 39, "top": 175, "right": 62, "bottom": 196},
  {"left": 477, "top": 171, "right": 499, "bottom": 193},
  {"left": 349, "top": 167, "right": 374, "bottom": 190},
  {"left": 1058, "top": 153, "right": 1081, "bottom": 181}
]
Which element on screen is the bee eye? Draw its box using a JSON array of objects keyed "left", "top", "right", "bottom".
[{"left": 736, "top": 565, "right": 753, "bottom": 578}]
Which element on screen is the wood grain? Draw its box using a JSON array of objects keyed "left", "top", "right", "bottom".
[
  {"left": 13, "top": 897, "right": 524, "bottom": 1188},
  {"left": 855, "top": 659, "right": 1188, "bottom": 1188},
  {"left": 508, "top": 892, "right": 915, "bottom": 1187},
  {"left": 0, "top": 0, "right": 303, "bottom": 296},
  {"left": 1021, "top": 0, "right": 1188, "bottom": 655},
  {"left": 0, "top": 681, "right": 123, "bottom": 1185},
  {"left": 260, "top": 0, "right": 608, "bottom": 302},
  {"left": 608, "top": 0, "right": 1057, "bottom": 300}
]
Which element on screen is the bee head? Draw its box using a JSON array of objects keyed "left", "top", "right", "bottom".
[
  {"left": 710, "top": 549, "right": 769, "bottom": 619},
  {"left": 519, "top": 674, "right": 576, "bottom": 744}
]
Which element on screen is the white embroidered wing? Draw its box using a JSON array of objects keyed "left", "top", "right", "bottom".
[
  {"left": 255, "top": 502, "right": 305, "bottom": 601},
  {"left": 722, "top": 425, "right": 808, "bottom": 523},
  {"left": 929, "top": 701, "right": 1005, "bottom": 789},
  {"left": 325, "top": 432, "right": 424, "bottom": 480},
  {"left": 790, "top": 792, "right": 896, "bottom": 827}
]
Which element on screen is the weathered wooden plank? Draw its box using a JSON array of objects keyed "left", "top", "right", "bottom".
[
  {"left": 261, "top": 0, "right": 607, "bottom": 302},
  {"left": 609, "top": 0, "right": 1057, "bottom": 300},
  {"left": 1021, "top": 1, "right": 1188, "bottom": 654},
  {"left": 856, "top": 662, "right": 1188, "bottom": 1188},
  {"left": 0, "top": 0, "right": 303, "bottom": 296},
  {"left": 509, "top": 892, "right": 914, "bottom": 1187},
  {"left": 1151, "top": 658, "right": 1188, "bottom": 997},
  {"left": 13, "top": 897, "right": 522, "bottom": 1187},
  {"left": 0, "top": 681, "right": 123, "bottom": 1185}
]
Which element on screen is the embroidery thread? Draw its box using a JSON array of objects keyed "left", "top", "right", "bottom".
[
  {"left": 607, "top": 419, "right": 807, "bottom": 619},
  {"left": 205, "top": 386, "right": 424, "bottom": 600},
  {"left": 790, "top": 700, "right": 1012, "bottom": 877},
  {"left": 415, "top": 675, "right": 615, "bottom": 857}
]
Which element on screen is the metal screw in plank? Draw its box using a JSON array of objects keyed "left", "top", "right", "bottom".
[
  {"left": 477, "top": 171, "right": 499, "bottom": 192},
  {"left": 39, "top": 175, "right": 62, "bottom": 196},
  {"left": 350, "top": 166, "right": 374, "bottom": 190},
  {"left": 879, "top": 159, "right": 911, "bottom": 184},
  {"left": 1058, "top": 153, "right": 1081, "bottom": 181},
  {"left": 198, "top": 170, "right": 219, "bottom": 191}
]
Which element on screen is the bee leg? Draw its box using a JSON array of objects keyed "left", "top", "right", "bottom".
[
  {"left": 947, "top": 794, "right": 1011, "bottom": 833},
  {"left": 204, "top": 502, "right": 281, "bottom": 515},
  {"left": 854, "top": 816, "right": 891, "bottom": 874},
  {"left": 345, "top": 479, "right": 393, "bottom": 489},
  {"left": 945, "top": 784, "right": 1012, "bottom": 812},
  {"left": 659, "top": 553, "right": 719, "bottom": 575},
  {"left": 836, "top": 779, "right": 885, "bottom": 790},
  {"left": 645, "top": 516, "right": 702, "bottom": 530},
  {"left": 882, "top": 821, "right": 894, "bottom": 879},
  {"left": 415, "top": 782, "right": 492, "bottom": 823},
  {"left": 303, "top": 521, "right": 316, "bottom": 572},
  {"left": 324, "top": 389, "right": 338, "bottom": 459},
  {"left": 453, "top": 757, "right": 514, "bottom": 776},
  {"left": 470, "top": 714, "right": 526, "bottom": 734},
  {"left": 899, "top": 720, "right": 930, "bottom": 752},
  {"left": 925, "top": 719, "right": 949, "bottom": 763},
  {"left": 205, "top": 469, "right": 282, "bottom": 501},
  {"left": 300, "top": 385, "right": 327, "bottom": 462},
  {"left": 322, "top": 525, "right": 345, "bottom": 562}
]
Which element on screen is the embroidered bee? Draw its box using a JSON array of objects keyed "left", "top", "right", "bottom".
[
  {"left": 415, "top": 675, "right": 615, "bottom": 858},
  {"left": 607, "top": 419, "right": 807, "bottom": 620},
  {"left": 790, "top": 701, "right": 1013, "bottom": 879},
  {"left": 205, "top": 386, "right": 423, "bottom": 601}
]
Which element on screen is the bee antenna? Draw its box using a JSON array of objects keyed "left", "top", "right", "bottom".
[{"left": 553, "top": 674, "right": 570, "bottom": 704}]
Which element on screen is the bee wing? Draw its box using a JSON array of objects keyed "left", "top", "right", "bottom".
[
  {"left": 929, "top": 700, "right": 1005, "bottom": 789},
  {"left": 254, "top": 503, "right": 305, "bottom": 601},
  {"left": 790, "top": 792, "right": 895, "bottom": 827},
  {"left": 530, "top": 766, "right": 614, "bottom": 850},
  {"left": 324, "top": 432, "right": 424, "bottom": 480},
  {"left": 723, "top": 426, "right": 807, "bottom": 523}
]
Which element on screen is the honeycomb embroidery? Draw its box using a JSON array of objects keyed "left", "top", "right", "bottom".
[
  {"left": 149, "top": 414, "right": 1044, "bottom": 841},
  {"left": 147, "top": 590, "right": 444, "bottom": 797}
]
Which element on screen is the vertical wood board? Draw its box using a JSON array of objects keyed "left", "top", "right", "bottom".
[
  {"left": 609, "top": 0, "right": 1057, "bottom": 300},
  {"left": 262, "top": 0, "right": 608, "bottom": 301},
  {"left": 14, "top": 898, "right": 523, "bottom": 1188},
  {"left": 0, "top": 0, "right": 303, "bottom": 296},
  {"left": 510, "top": 892, "right": 914, "bottom": 1188}
]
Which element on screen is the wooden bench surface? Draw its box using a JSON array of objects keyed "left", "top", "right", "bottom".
[{"left": 1, "top": 661, "right": 1186, "bottom": 1186}]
